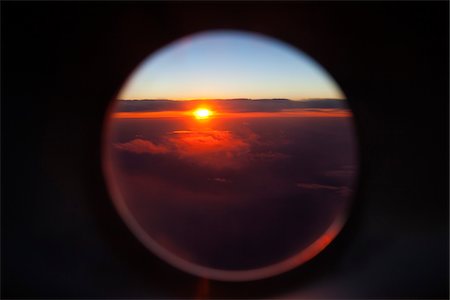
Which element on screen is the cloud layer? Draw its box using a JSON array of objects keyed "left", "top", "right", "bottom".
[
  {"left": 115, "top": 98, "right": 348, "bottom": 113},
  {"left": 107, "top": 111, "right": 358, "bottom": 271},
  {"left": 114, "top": 139, "right": 169, "bottom": 154},
  {"left": 115, "top": 130, "right": 255, "bottom": 170}
]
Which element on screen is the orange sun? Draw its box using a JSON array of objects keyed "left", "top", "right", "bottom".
[{"left": 193, "top": 108, "right": 212, "bottom": 120}]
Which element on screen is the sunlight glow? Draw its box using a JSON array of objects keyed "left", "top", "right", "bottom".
[
  {"left": 113, "top": 109, "right": 351, "bottom": 119},
  {"left": 193, "top": 108, "right": 212, "bottom": 120}
]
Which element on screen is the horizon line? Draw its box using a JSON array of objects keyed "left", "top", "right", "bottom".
[{"left": 118, "top": 98, "right": 346, "bottom": 102}]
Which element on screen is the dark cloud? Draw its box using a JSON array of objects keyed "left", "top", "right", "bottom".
[
  {"left": 106, "top": 112, "right": 358, "bottom": 271},
  {"left": 210, "top": 177, "right": 231, "bottom": 183},
  {"left": 114, "top": 138, "right": 169, "bottom": 154},
  {"left": 296, "top": 183, "right": 353, "bottom": 198},
  {"left": 296, "top": 182, "right": 343, "bottom": 191},
  {"left": 115, "top": 98, "right": 348, "bottom": 113}
]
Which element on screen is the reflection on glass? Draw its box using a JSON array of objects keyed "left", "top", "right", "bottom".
[{"left": 103, "top": 30, "right": 358, "bottom": 281}]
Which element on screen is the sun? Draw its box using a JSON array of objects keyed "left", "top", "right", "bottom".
[{"left": 193, "top": 108, "right": 212, "bottom": 120}]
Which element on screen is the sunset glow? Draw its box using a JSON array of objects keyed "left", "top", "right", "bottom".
[
  {"left": 112, "top": 109, "right": 351, "bottom": 119},
  {"left": 193, "top": 108, "right": 212, "bottom": 120}
]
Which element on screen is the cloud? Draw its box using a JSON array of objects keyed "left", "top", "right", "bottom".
[
  {"left": 209, "top": 177, "right": 231, "bottom": 183},
  {"left": 323, "top": 165, "right": 357, "bottom": 187},
  {"left": 250, "top": 151, "right": 290, "bottom": 162},
  {"left": 114, "top": 98, "right": 348, "bottom": 113},
  {"left": 114, "top": 130, "right": 254, "bottom": 170},
  {"left": 296, "top": 183, "right": 342, "bottom": 191},
  {"left": 114, "top": 139, "right": 169, "bottom": 154},
  {"left": 107, "top": 113, "right": 358, "bottom": 271},
  {"left": 167, "top": 130, "right": 251, "bottom": 169},
  {"left": 324, "top": 170, "right": 355, "bottom": 178},
  {"left": 296, "top": 182, "right": 353, "bottom": 198},
  {"left": 324, "top": 165, "right": 356, "bottom": 177}
]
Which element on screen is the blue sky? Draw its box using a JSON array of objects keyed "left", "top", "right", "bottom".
[{"left": 118, "top": 30, "right": 345, "bottom": 100}]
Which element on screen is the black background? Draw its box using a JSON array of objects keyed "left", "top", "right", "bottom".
[{"left": 2, "top": 1, "right": 449, "bottom": 299}]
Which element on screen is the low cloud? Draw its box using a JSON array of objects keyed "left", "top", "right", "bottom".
[
  {"left": 114, "top": 139, "right": 169, "bottom": 154},
  {"left": 325, "top": 170, "right": 355, "bottom": 178},
  {"left": 108, "top": 113, "right": 358, "bottom": 270},
  {"left": 250, "top": 151, "right": 290, "bottom": 162},
  {"left": 168, "top": 130, "right": 251, "bottom": 169},
  {"left": 296, "top": 182, "right": 353, "bottom": 198},
  {"left": 114, "top": 130, "right": 254, "bottom": 170},
  {"left": 209, "top": 177, "right": 231, "bottom": 183},
  {"left": 296, "top": 183, "right": 342, "bottom": 191},
  {"left": 323, "top": 165, "right": 357, "bottom": 188},
  {"left": 115, "top": 98, "right": 348, "bottom": 113}
]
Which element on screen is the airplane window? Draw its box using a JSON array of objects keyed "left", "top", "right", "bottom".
[{"left": 102, "top": 30, "right": 358, "bottom": 281}]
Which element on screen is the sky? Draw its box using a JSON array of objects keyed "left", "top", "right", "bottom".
[{"left": 118, "top": 30, "right": 345, "bottom": 100}]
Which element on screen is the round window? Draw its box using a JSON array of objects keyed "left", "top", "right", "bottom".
[{"left": 103, "top": 30, "right": 358, "bottom": 281}]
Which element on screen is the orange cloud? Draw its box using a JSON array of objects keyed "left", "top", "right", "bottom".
[
  {"left": 113, "top": 130, "right": 254, "bottom": 170},
  {"left": 114, "top": 139, "right": 169, "bottom": 154},
  {"left": 168, "top": 130, "right": 251, "bottom": 169},
  {"left": 113, "top": 111, "right": 191, "bottom": 119}
]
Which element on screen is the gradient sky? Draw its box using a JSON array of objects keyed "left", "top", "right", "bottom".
[{"left": 118, "top": 30, "right": 345, "bottom": 100}]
